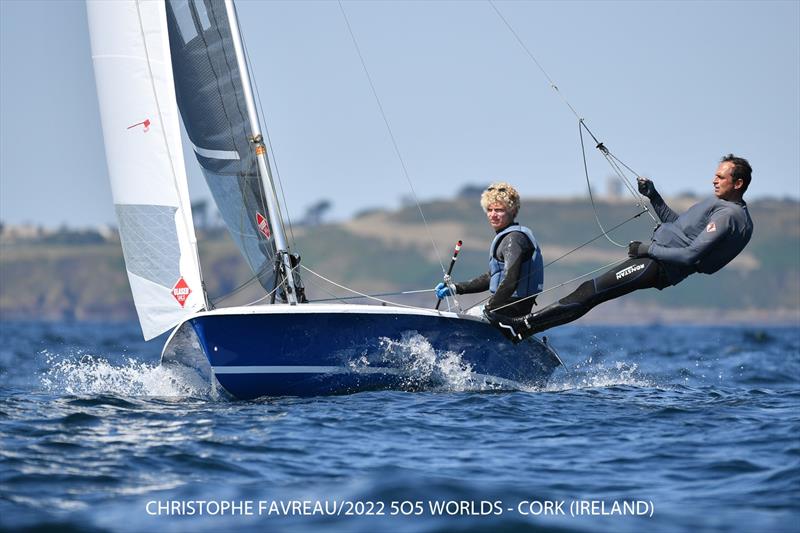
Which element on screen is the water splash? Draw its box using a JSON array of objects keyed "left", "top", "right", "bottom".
[
  {"left": 544, "top": 358, "right": 657, "bottom": 392},
  {"left": 39, "top": 351, "right": 211, "bottom": 398},
  {"left": 376, "top": 332, "right": 504, "bottom": 392}
]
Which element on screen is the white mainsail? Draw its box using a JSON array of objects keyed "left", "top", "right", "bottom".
[{"left": 87, "top": 0, "right": 204, "bottom": 339}]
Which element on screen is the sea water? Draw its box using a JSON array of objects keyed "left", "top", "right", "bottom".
[{"left": 1, "top": 321, "right": 798, "bottom": 532}]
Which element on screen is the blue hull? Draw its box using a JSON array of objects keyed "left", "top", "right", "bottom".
[{"left": 165, "top": 306, "right": 562, "bottom": 399}]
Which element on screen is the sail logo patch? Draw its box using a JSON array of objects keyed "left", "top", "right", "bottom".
[
  {"left": 171, "top": 277, "right": 191, "bottom": 307},
  {"left": 127, "top": 119, "right": 151, "bottom": 132},
  {"left": 256, "top": 212, "right": 271, "bottom": 239},
  {"left": 706, "top": 222, "right": 716, "bottom": 233}
]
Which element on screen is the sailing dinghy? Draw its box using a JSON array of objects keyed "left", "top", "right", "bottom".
[{"left": 87, "top": 0, "right": 562, "bottom": 399}]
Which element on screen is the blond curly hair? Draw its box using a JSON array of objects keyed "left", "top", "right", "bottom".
[{"left": 480, "top": 182, "right": 520, "bottom": 217}]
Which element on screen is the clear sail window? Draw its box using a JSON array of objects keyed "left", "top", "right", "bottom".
[
  {"left": 193, "top": 0, "right": 212, "bottom": 32},
  {"left": 172, "top": 0, "right": 198, "bottom": 45}
]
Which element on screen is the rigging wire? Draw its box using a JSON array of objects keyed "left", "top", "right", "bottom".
[
  {"left": 525, "top": 258, "right": 628, "bottom": 300},
  {"left": 487, "top": 0, "right": 580, "bottom": 120},
  {"left": 580, "top": 139, "right": 625, "bottom": 247},
  {"left": 239, "top": 266, "right": 297, "bottom": 307},
  {"left": 336, "top": 0, "right": 447, "bottom": 275},
  {"left": 300, "top": 264, "right": 426, "bottom": 309},
  {"left": 209, "top": 263, "right": 272, "bottom": 307},
  {"left": 579, "top": 124, "right": 625, "bottom": 248},
  {"left": 487, "top": 0, "right": 658, "bottom": 232},
  {"left": 302, "top": 273, "right": 360, "bottom": 305},
  {"left": 467, "top": 257, "right": 629, "bottom": 316},
  {"left": 579, "top": 121, "right": 658, "bottom": 224},
  {"left": 311, "top": 288, "right": 433, "bottom": 304},
  {"left": 463, "top": 208, "right": 647, "bottom": 313}
]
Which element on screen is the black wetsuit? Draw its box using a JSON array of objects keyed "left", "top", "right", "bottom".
[
  {"left": 456, "top": 230, "right": 537, "bottom": 317},
  {"left": 499, "top": 194, "right": 753, "bottom": 338}
]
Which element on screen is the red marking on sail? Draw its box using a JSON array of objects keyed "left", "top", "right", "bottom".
[
  {"left": 127, "top": 119, "right": 151, "bottom": 132},
  {"left": 706, "top": 222, "right": 716, "bottom": 233},
  {"left": 171, "top": 277, "right": 191, "bottom": 307},
  {"left": 256, "top": 212, "right": 271, "bottom": 239}
]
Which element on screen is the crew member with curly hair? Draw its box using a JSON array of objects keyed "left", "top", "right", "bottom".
[{"left": 435, "top": 182, "right": 543, "bottom": 318}]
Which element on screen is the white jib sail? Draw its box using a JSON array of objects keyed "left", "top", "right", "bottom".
[{"left": 87, "top": 0, "right": 204, "bottom": 340}]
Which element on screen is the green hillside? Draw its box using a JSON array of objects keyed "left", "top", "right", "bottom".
[{"left": 1, "top": 197, "right": 798, "bottom": 324}]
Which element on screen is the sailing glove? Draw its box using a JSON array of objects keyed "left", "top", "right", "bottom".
[
  {"left": 628, "top": 241, "right": 650, "bottom": 258},
  {"left": 637, "top": 177, "right": 657, "bottom": 199},
  {"left": 435, "top": 282, "right": 452, "bottom": 299}
]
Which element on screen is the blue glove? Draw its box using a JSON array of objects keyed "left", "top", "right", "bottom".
[{"left": 435, "top": 282, "right": 452, "bottom": 299}]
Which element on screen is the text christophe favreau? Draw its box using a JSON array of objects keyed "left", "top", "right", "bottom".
[{"left": 145, "top": 499, "right": 655, "bottom": 519}]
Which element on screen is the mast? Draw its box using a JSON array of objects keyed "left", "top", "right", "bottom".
[{"left": 223, "top": 0, "right": 299, "bottom": 305}]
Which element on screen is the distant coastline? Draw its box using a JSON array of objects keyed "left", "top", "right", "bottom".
[{"left": 2, "top": 196, "right": 798, "bottom": 326}]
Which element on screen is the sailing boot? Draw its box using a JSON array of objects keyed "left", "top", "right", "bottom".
[
  {"left": 485, "top": 279, "right": 597, "bottom": 341},
  {"left": 483, "top": 308, "right": 527, "bottom": 342},
  {"left": 510, "top": 279, "right": 600, "bottom": 338},
  {"left": 510, "top": 301, "right": 587, "bottom": 341},
  {"left": 484, "top": 302, "right": 582, "bottom": 342}
]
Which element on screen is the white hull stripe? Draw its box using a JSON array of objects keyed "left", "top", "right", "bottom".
[
  {"left": 192, "top": 143, "right": 240, "bottom": 161},
  {"left": 211, "top": 365, "right": 526, "bottom": 388},
  {"left": 212, "top": 365, "right": 402, "bottom": 375}
]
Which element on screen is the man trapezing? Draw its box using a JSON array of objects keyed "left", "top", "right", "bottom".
[{"left": 486, "top": 154, "right": 754, "bottom": 340}]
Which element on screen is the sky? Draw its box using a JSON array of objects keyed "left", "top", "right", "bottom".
[{"left": 1, "top": 0, "right": 798, "bottom": 229}]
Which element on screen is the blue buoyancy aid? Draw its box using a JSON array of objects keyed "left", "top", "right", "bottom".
[{"left": 488, "top": 224, "right": 543, "bottom": 298}]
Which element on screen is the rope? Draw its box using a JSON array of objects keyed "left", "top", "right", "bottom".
[
  {"left": 211, "top": 260, "right": 300, "bottom": 308},
  {"left": 579, "top": 123, "right": 625, "bottom": 248},
  {"left": 544, "top": 209, "right": 648, "bottom": 270},
  {"left": 240, "top": 275, "right": 285, "bottom": 307},
  {"left": 209, "top": 265, "right": 270, "bottom": 306},
  {"left": 300, "top": 264, "right": 426, "bottom": 309},
  {"left": 463, "top": 209, "right": 647, "bottom": 312},
  {"left": 300, "top": 266, "right": 436, "bottom": 305},
  {"left": 216, "top": 259, "right": 437, "bottom": 308},
  {"left": 311, "top": 288, "right": 433, "bottom": 304},
  {"left": 336, "top": 0, "right": 447, "bottom": 275},
  {"left": 580, "top": 122, "right": 657, "bottom": 224},
  {"left": 468, "top": 258, "right": 629, "bottom": 314},
  {"left": 525, "top": 258, "right": 628, "bottom": 300},
  {"left": 239, "top": 263, "right": 305, "bottom": 307}
]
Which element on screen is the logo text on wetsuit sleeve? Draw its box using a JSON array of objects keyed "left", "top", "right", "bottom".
[{"left": 615, "top": 264, "right": 645, "bottom": 280}]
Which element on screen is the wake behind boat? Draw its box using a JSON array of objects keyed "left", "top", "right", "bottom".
[{"left": 87, "top": 0, "right": 562, "bottom": 399}]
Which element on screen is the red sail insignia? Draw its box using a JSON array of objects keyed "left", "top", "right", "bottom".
[
  {"left": 256, "top": 212, "right": 271, "bottom": 239},
  {"left": 171, "top": 277, "right": 191, "bottom": 307},
  {"left": 127, "top": 118, "right": 151, "bottom": 132}
]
